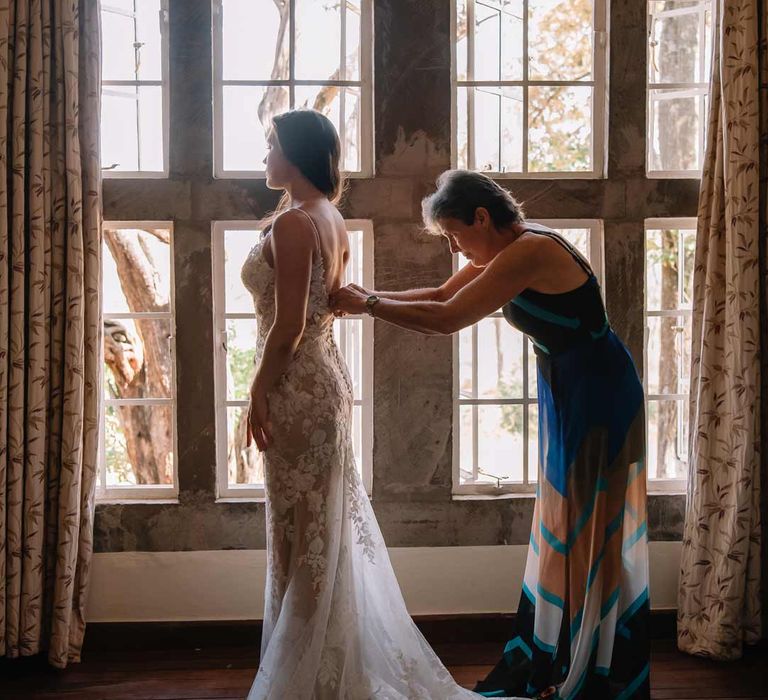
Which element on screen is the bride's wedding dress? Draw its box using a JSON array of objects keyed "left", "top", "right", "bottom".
[{"left": 242, "top": 209, "right": 521, "bottom": 699}]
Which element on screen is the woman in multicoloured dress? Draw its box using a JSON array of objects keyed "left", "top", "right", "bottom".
[{"left": 331, "top": 170, "right": 650, "bottom": 700}]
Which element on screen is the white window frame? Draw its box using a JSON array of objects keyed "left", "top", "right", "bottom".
[
  {"left": 97, "top": 221, "right": 178, "bottom": 502},
  {"left": 453, "top": 219, "right": 604, "bottom": 498},
  {"left": 643, "top": 217, "right": 693, "bottom": 493},
  {"left": 211, "top": 0, "right": 375, "bottom": 179},
  {"left": 450, "top": 0, "right": 609, "bottom": 179},
  {"left": 212, "top": 220, "right": 374, "bottom": 501},
  {"left": 646, "top": 0, "right": 712, "bottom": 179},
  {"left": 101, "top": 1, "right": 171, "bottom": 179}
]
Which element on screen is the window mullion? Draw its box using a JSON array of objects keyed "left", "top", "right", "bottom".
[
  {"left": 467, "top": 0, "right": 476, "bottom": 169},
  {"left": 523, "top": 334, "right": 529, "bottom": 484},
  {"left": 132, "top": 0, "right": 142, "bottom": 172},
  {"left": 522, "top": 0, "right": 529, "bottom": 174},
  {"left": 289, "top": 0, "right": 296, "bottom": 108},
  {"left": 99, "top": 408, "right": 108, "bottom": 490},
  {"left": 472, "top": 322, "right": 479, "bottom": 481},
  {"left": 339, "top": 0, "right": 347, "bottom": 165}
]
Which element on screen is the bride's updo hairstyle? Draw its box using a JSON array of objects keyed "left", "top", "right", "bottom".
[{"left": 421, "top": 170, "right": 525, "bottom": 234}]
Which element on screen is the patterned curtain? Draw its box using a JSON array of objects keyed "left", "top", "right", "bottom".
[
  {"left": 677, "top": 0, "right": 763, "bottom": 660},
  {"left": 761, "top": 0, "right": 768, "bottom": 643},
  {"left": 0, "top": 1, "right": 101, "bottom": 669}
]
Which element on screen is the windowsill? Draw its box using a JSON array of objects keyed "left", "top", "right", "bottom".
[
  {"left": 94, "top": 492, "right": 686, "bottom": 507},
  {"left": 452, "top": 491, "right": 686, "bottom": 501},
  {"left": 95, "top": 499, "right": 179, "bottom": 506},
  {"left": 102, "top": 171, "right": 169, "bottom": 179},
  {"left": 461, "top": 171, "right": 606, "bottom": 181},
  {"left": 215, "top": 497, "right": 267, "bottom": 504},
  {"left": 452, "top": 492, "right": 536, "bottom": 501},
  {"left": 212, "top": 169, "right": 374, "bottom": 181},
  {"left": 645, "top": 171, "right": 701, "bottom": 180}
]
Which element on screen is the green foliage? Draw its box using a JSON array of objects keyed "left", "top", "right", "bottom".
[
  {"left": 104, "top": 407, "right": 135, "bottom": 485},
  {"left": 228, "top": 325, "right": 257, "bottom": 397},
  {"left": 498, "top": 377, "right": 524, "bottom": 436}
]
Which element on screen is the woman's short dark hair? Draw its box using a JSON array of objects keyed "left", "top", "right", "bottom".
[
  {"left": 272, "top": 109, "right": 343, "bottom": 202},
  {"left": 421, "top": 170, "right": 525, "bottom": 233}
]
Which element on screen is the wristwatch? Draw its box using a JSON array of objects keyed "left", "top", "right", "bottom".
[{"left": 364, "top": 294, "right": 380, "bottom": 317}]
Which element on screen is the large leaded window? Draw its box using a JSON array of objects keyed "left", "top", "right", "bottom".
[
  {"left": 100, "top": 1, "right": 170, "bottom": 177},
  {"left": 647, "top": 0, "right": 712, "bottom": 176},
  {"left": 453, "top": 221, "right": 604, "bottom": 495},
  {"left": 452, "top": 0, "right": 608, "bottom": 177},
  {"left": 99, "top": 223, "right": 177, "bottom": 499},
  {"left": 212, "top": 0, "right": 374, "bottom": 177},
  {"left": 212, "top": 221, "right": 374, "bottom": 499}
]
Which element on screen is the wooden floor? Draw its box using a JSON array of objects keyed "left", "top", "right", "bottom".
[{"left": 2, "top": 639, "right": 767, "bottom": 699}]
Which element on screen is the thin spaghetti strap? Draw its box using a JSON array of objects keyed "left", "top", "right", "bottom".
[
  {"left": 294, "top": 207, "right": 323, "bottom": 255},
  {"left": 522, "top": 224, "right": 594, "bottom": 277}
]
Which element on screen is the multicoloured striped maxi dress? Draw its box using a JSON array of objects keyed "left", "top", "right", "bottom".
[{"left": 474, "top": 224, "right": 650, "bottom": 700}]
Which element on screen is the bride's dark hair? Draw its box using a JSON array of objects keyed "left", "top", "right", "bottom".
[{"left": 260, "top": 109, "right": 344, "bottom": 232}]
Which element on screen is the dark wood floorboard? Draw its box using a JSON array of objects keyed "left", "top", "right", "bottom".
[{"left": 1, "top": 639, "right": 766, "bottom": 699}]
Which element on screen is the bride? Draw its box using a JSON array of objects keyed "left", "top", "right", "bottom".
[{"left": 241, "top": 109, "right": 520, "bottom": 699}]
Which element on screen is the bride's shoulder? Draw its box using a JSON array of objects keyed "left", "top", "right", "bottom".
[
  {"left": 272, "top": 208, "right": 315, "bottom": 233},
  {"left": 270, "top": 208, "right": 319, "bottom": 249}
]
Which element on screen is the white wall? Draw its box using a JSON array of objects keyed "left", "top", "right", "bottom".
[{"left": 85, "top": 543, "right": 681, "bottom": 622}]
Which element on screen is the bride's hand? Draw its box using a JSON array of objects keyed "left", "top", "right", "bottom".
[
  {"left": 246, "top": 382, "right": 273, "bottom": 452},
  {"left": 330, "top": 284, "right": 369, "bottom": 316}
]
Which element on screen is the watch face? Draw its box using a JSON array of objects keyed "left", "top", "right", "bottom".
[{"left": 365, "top": 295, "right": 379, "bottom": 315}]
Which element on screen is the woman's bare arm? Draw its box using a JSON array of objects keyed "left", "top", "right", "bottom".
[
  {"left": 331, "top": 238, "right": 543, "bottom": 335},
  {"left": 358, "top": 259, "right": 484, "bottom": 302}
]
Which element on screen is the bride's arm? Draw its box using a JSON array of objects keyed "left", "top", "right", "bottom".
[{"left": 247, "top": 210, "right": 314, "bottom": 450}]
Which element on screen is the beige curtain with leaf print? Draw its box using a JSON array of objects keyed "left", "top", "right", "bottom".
[
  {"left": 0, "top": 1, "right": 101, "bottom": 669},
  {"left": 677, "top": 0, "right": 763, "bottom": 660},
  {"left": 761, "top": 0, "right": 768, "bottom": 642}
]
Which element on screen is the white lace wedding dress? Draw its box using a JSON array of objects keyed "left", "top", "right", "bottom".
[{"left": 242, "top": 211, "right": 521, "bottom": 700}]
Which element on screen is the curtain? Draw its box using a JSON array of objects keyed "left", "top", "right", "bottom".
[
  {"left": 677, "top": 0, "right": 763, "bottom": 660},
  {"left": 0, "top": 0, "right": 101, "bottom": 669},
  {"left": 760, "top": 0, "right": 768, "bottom": 642}
]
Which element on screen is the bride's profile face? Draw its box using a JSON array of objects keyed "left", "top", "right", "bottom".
[{"left": 264, "top": 130, "right": 292, "bottom": 190}]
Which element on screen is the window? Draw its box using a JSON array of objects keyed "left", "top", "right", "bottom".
[
  {"left": 99, "top": 223, "right": 177, "bottom": 500},
  {"left": 100, "top": 1, "right": 170, "bottom": 177},
  {"left": 212, "top": 0, "right": 374, "bottom": 178},
  {"left": 212, "top": 220, "right": 374, "bottom": 499},
  {"left": 647, "top": 0, "right": 712, "bottom": 176},
  {"left": 452, "top": 0, "right": 607, "bottom": 177},
  {"left": 453, "top": 221, "right": 604, "bottom": 496},
  {"left": 644, "top": 219, "right": 695, "bottom": 488}
]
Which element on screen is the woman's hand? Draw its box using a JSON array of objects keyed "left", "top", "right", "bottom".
[
  {"left": 246, "top": 380, "right": 273, "bottom": 452},
  {"left": 330, "top": 283, "right": 369, "bottom": 317}
]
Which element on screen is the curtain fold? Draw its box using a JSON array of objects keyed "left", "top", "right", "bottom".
[
  {"left": 0, "top": 0, "right": 101, "bottom": 669},
  {"left": 677, "top": 0, "right": 763, "bottom": 661}
]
